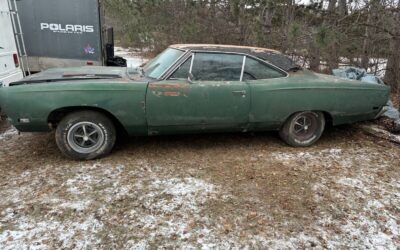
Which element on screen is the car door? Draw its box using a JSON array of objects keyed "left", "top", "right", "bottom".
[
  {"left": 146, "top": 52, "right": 250, "bottom": 134},
  {"left": 242, "top": 56, "right": 290, "bottom": 130}
]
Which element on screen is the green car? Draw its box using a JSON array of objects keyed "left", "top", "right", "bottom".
[{"left": 0, "top": 44, "right": 390, "bottom": 160}]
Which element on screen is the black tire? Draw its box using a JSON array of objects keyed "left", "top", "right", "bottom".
[
  {"left": 55, "top": 111, "right": 116, "bottom": 160},
  {"left": 279, "top": 111, "right": 325, "bottom": 147}
]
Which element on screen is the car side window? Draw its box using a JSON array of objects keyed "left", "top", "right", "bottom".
[
  {"left": 243, "top": 57, "right": 286, "bottom": 80},
  {"left": 169, "top": 57, "right": 192, "bottom": 80},
  {"left": 191, "top": 53, "right": 243, "bottom": 81}
]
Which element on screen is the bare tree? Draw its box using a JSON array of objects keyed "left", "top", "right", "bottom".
[
  {"left": 338, "top": 0, "right": 348, "bottom": 15},
  {"left": 384, "top": 0, "right": 400, "bottom": 96},
  {"left": 328, "top": 0, "right": 337, "bottom": 12}
]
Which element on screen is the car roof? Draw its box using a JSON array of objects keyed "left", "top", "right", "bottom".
[
  {"left": 170, "top": 44, "right": 280, "bottom": 53},
  {"left": 169, "top": 44, "right": 299, "bottom": 72}
]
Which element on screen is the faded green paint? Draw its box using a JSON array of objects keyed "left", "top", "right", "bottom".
[
  {"left": 248, "top": 70, "right": 390, "bottom": 129},
  {"left": 0, "top": 66, "right": 390, "bottom": 136},
  {"left": 0, "top": 79, "right": 149, "bottom": 135},
  {"left": 146, "top": 79, "right": 250, "bottom": 134}
]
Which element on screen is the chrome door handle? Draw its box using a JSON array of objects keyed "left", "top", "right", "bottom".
[{"left": 232, "top": 90, "right": 247, "bottom": 97}]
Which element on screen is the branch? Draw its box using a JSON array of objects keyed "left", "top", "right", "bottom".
[{"left": 358, "top": 23, "right": 400, "bottom": 38}]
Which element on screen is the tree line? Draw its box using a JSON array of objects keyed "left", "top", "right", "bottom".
[{"left": 104, "top": 0, "right": 400, "bottom": 96}]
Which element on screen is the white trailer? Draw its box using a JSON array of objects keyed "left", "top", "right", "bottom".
[{"left": 0, "top": 0, "right": 23, "bottom": 86}]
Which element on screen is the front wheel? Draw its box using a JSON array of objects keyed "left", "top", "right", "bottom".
[
  {"left": 55, "top": 111, "right": 116, "bottom": 160},
  {"left": 279, "top": 111, "right": 325, "bottom": 147}
]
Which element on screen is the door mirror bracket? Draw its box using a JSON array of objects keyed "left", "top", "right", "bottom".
[{"left": 188, "top": 72, "right": 194, "bottom": 84}]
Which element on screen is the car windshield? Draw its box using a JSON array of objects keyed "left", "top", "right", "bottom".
[{"left": 143, "top": 48, "right": 184, "bottom": 79}]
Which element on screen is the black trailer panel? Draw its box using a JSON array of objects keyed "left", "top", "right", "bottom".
[{"left": 16, "top": 0, "right": 104, "bottom": 71}]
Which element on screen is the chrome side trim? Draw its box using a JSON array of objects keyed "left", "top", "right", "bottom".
[
  {"left": 240, "top": 56, "right": 246, "bottom": 82},
  {"left": 189, "top": 53, "right": 195, "bottom": 74}
]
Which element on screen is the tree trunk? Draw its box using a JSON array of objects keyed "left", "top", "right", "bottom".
[
  {"left": 328, "top": 0, "right": 337, "bottom": 12},
  {"left": 384, "top": 38, "right": 400, "bottom": 90},
  {"left": 384, "top": 1, "right": 400, "bottom": 97},
  {"left": 327, "top": 43, "right": 339, "bottom": 72},
  {"left": 282, "top": 0, "right": 295, "bottom": 52},
  {"left": 361, "top": 0, "right": 380, "bottom": 70},
  {"left": 260, "top": 1, "right": 275, "bottom": 47},
  {"left": 309, "top": 41, "right": 321, "bottom": 72},
  {"left": 326, "top": 0, "right": 345, "bottom": 72},
  {"left": 338, "top": 0, "right": 348, "bottom": 16},
  {"left": 261, "top": 5, "right": 274, "bottom": 35},
  {"left": 361, "top": 3, "right": 373, "bottom": 69}
]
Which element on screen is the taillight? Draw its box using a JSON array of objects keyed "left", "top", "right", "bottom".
[
  {"left": 86, "top": 61, "right": 93, "bottom": 65},
  {"left": 13, "top": 53, "right": 19, "bottom": 68}
]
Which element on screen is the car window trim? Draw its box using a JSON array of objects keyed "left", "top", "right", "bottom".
[
  {"left": 243, "top": 55, "right": 288, "bottom": 80},
  {"left": 189, "top": 53, "right": 195, "bottom": 74},
  {"left": 167, "top": 54, "right": 194, "bottom": 80},
  {"left": 155, "top": 48, "right": 188, "bottom": 80},
  {"left": 161, "top": 50, "right": 289, "bottom": 81},
  {"left": 160, "top": 50, "right": 191, "bottom": 80},
  {"left": 190, "top": 52, "right": 244, "bottom": 82},
  {"left": 165, "top": 53, "right": 193, "bottom": 81},
  {"left": 191, "top": 50, "right": 289, "bottom": 78},
  {"left": 240, "top": 56, "right": 246, "bottom": 82}
]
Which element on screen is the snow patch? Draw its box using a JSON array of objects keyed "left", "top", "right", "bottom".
[
  {"left": 129, "top": 177, "right": 220, "bottom": 244},
  {"left": 0, "top": 215, "right": 103, "bottom": 250},
  {"left": 336, "top": 177, "right": 366, "bottom": 188},
  {"left": 0, "top": 162, "right": 227, "bottom": 248},
  {"left": 58, "top": 200, "right": 92, "bottom": 211},
  {"left": 114, "top": 47, "right": 147, "bottom": 68},
  {"left": 272, "top": 148, "right": 343, "bottom": 162},
  {"left": 310, "top": 174, "right": 400, "bottom": 249},
  {"left": 0, "top": 126, "right": 18, "bottom": 140},
  {"left": 271, "top": 147, "right": 389, "bottom": 170}
]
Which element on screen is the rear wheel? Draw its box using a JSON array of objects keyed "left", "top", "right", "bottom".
[
  {"left": 55, "top": 111, "right": 116, "bottom": 160},
  {"left": 279, "top": 111, "right": 325, "bottom": 147}
]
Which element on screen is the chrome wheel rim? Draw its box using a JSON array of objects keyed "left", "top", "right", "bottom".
[
  {"left": 67, "top": 122, "right": 105, "bottom": 154},
  {"left": 292, "top": 113, "right": 317, "bottom": 140}
]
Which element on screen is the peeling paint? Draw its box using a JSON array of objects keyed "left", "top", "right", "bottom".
[
  {"left": 151, "top": 90, "right": 187, "bottom": 97},
  {"left": 162, "top": 91, "right": 182, "bottom": 97},
  {"left": 149, "top": 83, "right": 190, "bottom": 89},
  {"left": 149, "top": 82, "right": 190, "bottom": 97}
]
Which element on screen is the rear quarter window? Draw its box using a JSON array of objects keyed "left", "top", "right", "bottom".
[{"left": 243, "top": 57, "right": 286, "bottom": 80}]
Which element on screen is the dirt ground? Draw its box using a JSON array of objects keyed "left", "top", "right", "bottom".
[{"left": 0, "top": 119, "right": 399, "bottom": 249}]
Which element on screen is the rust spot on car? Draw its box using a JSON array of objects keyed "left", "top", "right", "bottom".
[
  {"left": 149, "top": 83, "right": 190, "bottom": 89},
  {"left": 163, "top": 91, "right": 181, "bottom": 97},
  {"left": 151, "top": 90, "right": 187, "bottom": 97}
]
